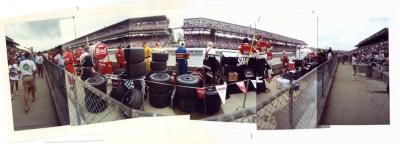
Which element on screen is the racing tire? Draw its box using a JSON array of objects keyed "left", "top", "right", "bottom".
[
  {"left": 84, "top": 76, "right": 108, "bottom": 113},
  {"left": 149, "top": 90, "right": 172, "bottom": 108},
  {"left": 126, "top": 62, "right": 147, "bottom": 79},
  {"left": 150, "top": 61, "right": 167, "bottom": 72},
  {"left": 121, "top": 88, "right": 144, "bottom": 110},
  {"left": 197, "top": 86, "right": 221, "bottom": 115},
  {"left": 152, "top": 52, "right": 169, "bottom": 62},
  {"left": 124, "top": 48, "right": 144, "bottom": 64},
  {"left": 148, "top": 73, "right": 172, "bottom": 94}
]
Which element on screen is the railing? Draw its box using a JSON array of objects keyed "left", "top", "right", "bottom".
[
  {"left": 257, "top": 57, "right": 338, "bottom": 129},
  {"left": 43, "top": 59, "right": 70, "bottom": 125},
  {"left": 65, "top": 72, "right": 162, "bottom": 126}
]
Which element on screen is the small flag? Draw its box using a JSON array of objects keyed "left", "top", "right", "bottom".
[
  {"left": 251, "top": 80, "right": 257, "bottom": 89},
  {"left": 236, "top": 81, "right": 247, "bottom": 93},
  {"left": 216, "top": 84, "right": 227, "bottom": 104}
]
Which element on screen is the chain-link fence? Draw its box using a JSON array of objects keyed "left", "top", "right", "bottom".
[
  {"left": 65, "top": 71, "right": 163, "bottom": 126},
  {"left": 257, "top": 57, "right": 338, "bottom": 130},
  {"left": 43, "top": 59, "right": 70, "bottom": 125}
]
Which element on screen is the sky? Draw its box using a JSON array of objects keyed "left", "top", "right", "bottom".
[
  {"left": 3, "top": 0, "right": 391, "bottom": 51},
  {"left": 5, "top": 18, "right": 66, "bottom": 52}
]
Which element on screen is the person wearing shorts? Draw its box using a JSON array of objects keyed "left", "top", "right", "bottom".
[
  {"left": 18, "top": 52, "right": 37, "bottom": 113},
  {"left": 9, "top": 58, "right": 19, "bottom": 100}
]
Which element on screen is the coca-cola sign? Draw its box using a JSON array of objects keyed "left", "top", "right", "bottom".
[{"left": 94, "top": 43, "right": 108, "bottom": 60}]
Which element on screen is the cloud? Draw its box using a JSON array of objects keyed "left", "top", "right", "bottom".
[{"left": 5, "top": 18, "right": 66, "bottom": 51}]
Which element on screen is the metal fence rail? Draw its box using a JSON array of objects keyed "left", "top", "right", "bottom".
[
  {"left": 43, "top": 59, "right": 70, "bottom": 125},
  {"left": 257, "top": 57, "right": 338, "bottom": 130}
]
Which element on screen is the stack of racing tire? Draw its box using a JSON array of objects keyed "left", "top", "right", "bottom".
[
  {"left": 84, "top": 75, "right": 108, "bottom": 113},
  {"left": 174, "top": 74, "right": 202, "bottom": 113},
  {"left": 150, "top": 52, "right": 169, "bottom": 74},
  {"left": 109, "top": 48, "right": 145, "bottom": 110},
  {"left": 148, "top": 73, "right": 173, "bottom": 108},
  {"left": 196, "top": 86, "right": 222, "bottom": 115}
]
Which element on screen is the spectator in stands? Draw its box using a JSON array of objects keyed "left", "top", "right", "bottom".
[
  {"left": 18, "top": 52, "right": 37, "bottom": 113},
  {"left": 9, "top": 58, "right": 19, "bottom": 100},
  {"left": 35, "top": 52, "right": 44, "bottom": 78},
  {"left": 352, "top": 53, "right": 358, "bottom": 81}
]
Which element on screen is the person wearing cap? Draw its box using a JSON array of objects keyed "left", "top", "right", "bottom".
[
  {"left": 143, "top": 42, "right": 152, "bottom": 71},
  {"left": 115, "top": 45, "right": 125, "bottom": 68},
  {"left": 239, "top": 38, "right": 256, "bottom": 55},
  {"left": 18, "top": 52, "right": 37, "bottom": 113},
  {"left": 63, "top": 46, "right": 75, "bottom": 74},
  {"left": 176, "top": 41, "right": 189, "bottom": 75}
]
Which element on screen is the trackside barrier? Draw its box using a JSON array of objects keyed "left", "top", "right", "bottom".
[{"left": 256, "top": 57, "right": 338, "bottom": 129}]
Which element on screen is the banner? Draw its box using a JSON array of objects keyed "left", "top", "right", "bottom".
[
  {"left": 196, "top": 87, "right": 206, "bottom": 100},
  {"left": 251, "top": 80, "right": 257, "bottom": 89},
  {"left": 94, "top": 43, "right": 108, "bottom": 60},
  {"left": 215, "top": 84, "right": 227, "bottom": 104},
  {"left": 236, "top": 81, "right": 247, "bottom": 93}
]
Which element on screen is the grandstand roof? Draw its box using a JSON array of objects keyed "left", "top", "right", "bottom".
[
  {"left": 6, "top": 36, "right": 20, "bottom": 46},
  {"left": 63, "top": 15, "right": 169, "bottom": 47},
  {"left": 183, "top": 17, "right": 307, "bottom": 45},
  {"left": 355, "top": 27, "right": 388, "bottom": 47}
]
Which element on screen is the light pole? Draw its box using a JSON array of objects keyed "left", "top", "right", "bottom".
[{"left": 313, "top": 10, "right": 319, "bottom": 49}]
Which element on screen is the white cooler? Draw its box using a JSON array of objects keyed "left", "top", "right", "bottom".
[{"left": 276, "top": 77, "right": 290, "bottom": 89}]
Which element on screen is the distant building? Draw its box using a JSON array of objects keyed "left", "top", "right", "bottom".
[
  {"left": 63, "top": 15, "right": 171, "bottom": 49},
  {"left": 355, "top": 27, "right": 388, "bottom": 51},
  {"left": 182, "top": 17, "right": 307, "bottom": 51}
]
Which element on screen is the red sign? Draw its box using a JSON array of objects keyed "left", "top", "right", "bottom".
[
  {"left": 196, "top": 87, "right": 206, "bottom": 100},
  {"left": 235, "top": 81, "right": 247, "bottom": 93},
  {"left": 94, "top": 43, "right": 108, "bottom": 60}
]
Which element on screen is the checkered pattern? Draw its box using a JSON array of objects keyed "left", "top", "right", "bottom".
[{"left": 124, "top": 79, "right": 135, "bottom": 89}]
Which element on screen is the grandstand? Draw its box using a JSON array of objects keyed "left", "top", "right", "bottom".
[
  {"left": 182, "top": 17, "right": 307, "bottom": 51},
  {"left": 63, "top": 15, "right": 171, "bottom": 49},
  {"left": 355, "top": 27, "right": 388, "bottom": 50}
]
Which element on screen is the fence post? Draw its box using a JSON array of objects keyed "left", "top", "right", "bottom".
[
  {"left": 71, "top": 74, "right": 82, "bottom": 125},
  {"left": 289, "top": 82, "right": 294, "bottom": 129}
]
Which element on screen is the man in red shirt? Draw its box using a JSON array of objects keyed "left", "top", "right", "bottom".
[
  {"left": 63, "top": 47, "right": 75, "bottom": 74},
  {"left": 280, "top": 51, "right": 289, "bottom": 70},
  {"left": 115, "top": 45, "right": 125, "bottom": 68},
  {"left": 239, "top": 38, "right": 256, "bottom": 55}
]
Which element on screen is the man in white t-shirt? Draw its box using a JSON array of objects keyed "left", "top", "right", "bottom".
[
  {"left": 35, "top": 52, "right": 44, "bottom": 78},
  {"left": 54, "top": 47, "right": 64, "bottom": 67},
  {"left": 18, "top": 52, "right": 37, "bottom": 113}
]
